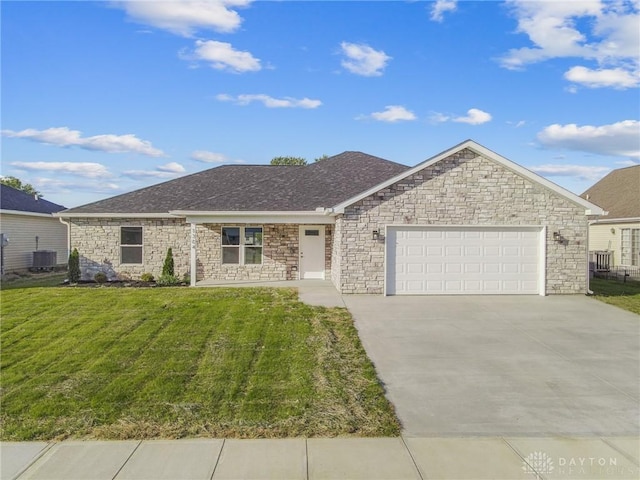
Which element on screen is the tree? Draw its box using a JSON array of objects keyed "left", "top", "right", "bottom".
[
  {"left": 162, "top": 247, "right": 175, "bottom": 277},
  {"left": 68, "top": 248, "right": 80, "bottom": 283},
  {"left": 0, "top": 176, "right": 41, "bottom": 197},
  {"left": 314, "top": 154, "right": 330, "bottom": 162},
  {"left": 270, "top": 156, "right": 307, "bottom": 166}
]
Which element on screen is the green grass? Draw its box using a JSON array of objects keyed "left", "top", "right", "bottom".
[
  {"left": 590, "top": 277, "right": 640, "bottom": 315},
  {"left": 1, "top": 272, "right": 67, "bottom": 290},
  {"left": 0, "top": 287, "right": 400, "bottom": 440}
]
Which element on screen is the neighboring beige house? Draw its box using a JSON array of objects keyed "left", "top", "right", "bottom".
[
  {"left": 1, "top": 184, "right": 67, "bottom": 273},
  {"left": 57, "top": 140, "right": 604, "bottom": 295},
  {"left": 581, "top": 165, "right": 640, "bottom": 270}
]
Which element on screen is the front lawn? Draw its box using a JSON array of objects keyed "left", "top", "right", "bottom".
[
  {"left": 590, "top": 277, "right": 640, "bottom": 315},
  {"left": 0, "top": 287, "right": 400, "bottom": 440}
]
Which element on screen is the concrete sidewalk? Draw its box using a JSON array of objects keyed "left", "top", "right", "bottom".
[{"left": 2, "top": 436, "right": 639, "bottom": 480}]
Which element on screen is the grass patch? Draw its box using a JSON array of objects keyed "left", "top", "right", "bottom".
[
  {"left": 1, "top": 272, "right": 67, "bottom": 290},
  {"left": 0, "top": 287, "right": 400, "bottom": 440},
  {"left": 590, "top": 277, "right": 640, "bottom": 315}
]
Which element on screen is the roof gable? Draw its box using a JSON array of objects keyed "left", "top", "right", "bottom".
[
  {"left": 580, "top": 165, "right": 640, "bottom": 219},
  {"left": 333, "top": 140, "right": 605, "bottom": 216},
  {"left": 1, "top": 184, "right": 65, "bottom": 215}
]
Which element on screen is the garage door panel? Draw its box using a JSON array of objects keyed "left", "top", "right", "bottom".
[{"left": 388, "top": 227, "right": 541, "bottom": 295}]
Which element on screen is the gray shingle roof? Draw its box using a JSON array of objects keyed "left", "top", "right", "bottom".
[
  {"left": 1, "top": 184, "right": 66, "bottom": 214},
  {"left": 61, "top": 151, "right": 410, "bottom": 215},
  {"left": 581, "top": 165, "right": 640, "bottom": 219}
]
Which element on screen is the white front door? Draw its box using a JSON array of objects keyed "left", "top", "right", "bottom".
[{"left": 299, "top": 226, "right": 325, "bottom": 279}]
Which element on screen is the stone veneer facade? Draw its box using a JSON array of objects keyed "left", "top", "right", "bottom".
[
  {"left": 331, "top": 148, "right": 589, "bottom": 294},
  {"left": 70, "top": 148, "right": 589, "bottom": 293},
  {"left": 69, "top": 219, "right": 333, "bottom": 282}
]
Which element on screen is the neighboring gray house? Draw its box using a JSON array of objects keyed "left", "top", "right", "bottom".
[
  {"left": 57, "top": 140, "right": 603, "bottom": 295},
  {"left": 1, "top": 184, "right": 67, "bottom": 273}
]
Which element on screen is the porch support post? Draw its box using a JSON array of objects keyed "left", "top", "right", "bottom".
[{"left": 190, "top": 222, "right": 197, "bottom": 287}]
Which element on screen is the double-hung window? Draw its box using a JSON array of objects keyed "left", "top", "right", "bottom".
[
  {"left": 621, "top": 228, "right": 640, "bottom": 266},
  {"left": 121, "top": 227, "right": 143, "bottom": 264},
  {"left": 222, "top": 226, "right": 263, "bottom": 265}
]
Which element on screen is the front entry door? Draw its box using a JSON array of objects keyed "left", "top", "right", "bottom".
[{"left": 299, "top": 226, "right": 325, "bottom": 279}]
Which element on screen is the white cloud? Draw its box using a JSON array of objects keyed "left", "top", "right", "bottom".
[
  {"left": 530, "top": 164, "right": 611, "bottom": 181},
  {"left": 34, "top": 177, "right": 121, "bottom": 194},
  {"left": 190, "top": 150, "right": 245, "bottom": 164},
  {"left": 10, "top": 161, "right": 112, "bottom": 178},
  {"left": 216, "top": 93, "right": 322, "bottom": 108},
  {"left": 537, "top": 120, "right": 640, "bottom": 158},
  {"left": 564, "top": 65, "right": 639, "bottom": 89},
  {"left": 499, "top": 0, "right": 639, "bottom": 89},
  {"left": 429, "top": 112, "right": 451, "bottom": 124},
  {"left": 507, "top": 120, "right": 526, "bottom": 128},
  {"left": 340, "top": 42, "right": 391, "bottom": 77},
  {"left": 157, "top": 162, "right": 186, "bottom": 173},
  {"left": 123, "top": 163, "right": 186, "bottom": 179},
  {"left": 360, "top": 105, "right": 417, "bottom": 123},
  {"left": 430, "top": 0, "right": 457, "bottom": 22},
  {"left": 114, "top": 0, "right": 251, "bottom": 37},
  {"left": 182, "top": 40, "right": 261, "bottom": 73},
  {"left": 191, "top": 150, "right": 228, "bottom": 163},
  {"left": 616, "top": 159, "right": 640, "bottom": 167},
  {"left": 453, "top": 108, "right": 492, "bottom": 125},
  {"left": 1, "top": 127, "right": 165, "bottom": 157}
]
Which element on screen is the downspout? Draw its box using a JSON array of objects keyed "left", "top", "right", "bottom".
[{"left": 58, "top": 217, "right": 71, "bottom": 262}]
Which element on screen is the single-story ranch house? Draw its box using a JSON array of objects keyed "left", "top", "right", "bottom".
[{"left": 57, "top": 140, "right": 604, "bottom": 295}]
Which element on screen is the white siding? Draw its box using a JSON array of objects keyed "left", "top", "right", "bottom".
[{"left": 0, "top": 213, "right": 68, "bottom": 272}]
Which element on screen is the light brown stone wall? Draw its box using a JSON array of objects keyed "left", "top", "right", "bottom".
[
  {"left": 69, "top": 219, "right": 333, "bottom": 282},
  {"left": 336, "top": 149, "right": 589, "bottom": 294},
  {"left": 69, "top": 218, "right": 190, "bottom": 281}
]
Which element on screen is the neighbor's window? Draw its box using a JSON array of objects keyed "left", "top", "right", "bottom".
[
  {"left": 121, "top": 227, "right": 143, "bottom": 264},
  {"left": 222, "top": 226, "right": 263, "bottom": 265},
  {"left": 621, "top": 228, "right": 640, "bottom": 266}
]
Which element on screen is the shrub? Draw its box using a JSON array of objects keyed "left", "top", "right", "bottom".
[
  {"left": 68, "top": 248, "right": 80, "bottom": 283},
  {"left": 140, "top": 272, "right": 155, "bottom": 282},
  {"left": 94, "top": 272, "right": 108, "bottom": 284},
  {"left": 156, "top": 274, "right": 180, "bottom": 287},
  {"left": 162, "top": 248, "right": 175, "bottom": 277}
]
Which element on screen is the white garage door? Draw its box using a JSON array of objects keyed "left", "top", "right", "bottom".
[{"left": 386, "top": 226, "right": 543, "bottom": 295}]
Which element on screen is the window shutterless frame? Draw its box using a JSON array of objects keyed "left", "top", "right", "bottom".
[
  {"left": 120, "top": 226, "right": 143, "bottom": 264},
  {"left": 221, "top": 226, "right": 263, "bottom": 265}
]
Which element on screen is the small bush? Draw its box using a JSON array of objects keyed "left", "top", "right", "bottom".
[
  {"left": 162, "top": 248, "right": 174, "bottom": 277},
  {"left": 140, "top": 272, "right": 155, "bottom": 282},
  {"left": 68, "top": 248, "right": 80, "bottom": 283},
  {"left": 94, "top": 272, "right": 108, "bottom": 284},
  {"left": 156, "top": 274, "right": 180, "bottom": 286}
]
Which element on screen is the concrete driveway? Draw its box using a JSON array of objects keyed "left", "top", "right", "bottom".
[{"left": 343, "top": 295, "right": 640, "bottom": 437}]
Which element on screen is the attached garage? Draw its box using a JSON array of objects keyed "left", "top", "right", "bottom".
[{"left": 386, "top": 226, "right": 545, "bottom": 295}]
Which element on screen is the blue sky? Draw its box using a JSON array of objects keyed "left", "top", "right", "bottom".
[{"left": 2, "top": 0, "right": 639, "bottom": 208}]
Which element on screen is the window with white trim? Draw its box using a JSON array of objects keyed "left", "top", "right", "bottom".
[
  {"left": 121, "top": 227, "right": 143, "bottom": 264},
  {"left": 222, "top": 226, "right": 263, "bottom": 265},
  {"left": 621, "top": 228, "right": 639, "bottom": 266}
]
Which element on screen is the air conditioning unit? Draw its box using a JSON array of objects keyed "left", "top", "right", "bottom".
[{"left": 32, "top": 250, "right": 57, "bottom": 270}]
